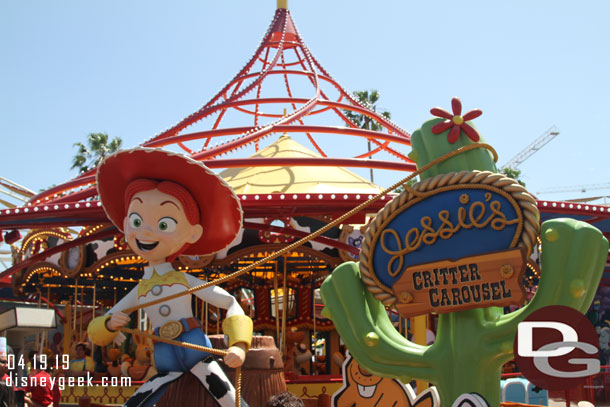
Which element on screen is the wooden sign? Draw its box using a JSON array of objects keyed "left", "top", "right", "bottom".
[
  {"left": 392, "top": 248, "right": 526, "bottom": 317},
  {"left": 359, "top": 171, "right": 539, "bottom": 310}
]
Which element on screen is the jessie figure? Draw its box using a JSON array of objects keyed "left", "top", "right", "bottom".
[{"left": 88, "top": 148, "right": 252, "bottom": 407}]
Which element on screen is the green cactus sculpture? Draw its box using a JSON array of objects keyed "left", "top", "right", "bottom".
[
  {"left": 321, "top": 102, "right": 609, "bottom": 405},
  {"left": 409, "top": 118, "right": 497, "bottom": 180}
]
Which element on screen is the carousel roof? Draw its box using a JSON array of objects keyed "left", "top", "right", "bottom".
[
  {"left": 0, "top": 2, "right": 608, "bottom": 297},
  {"left": 0, "top": 2, "right": 413, "bottom": 281},
  {"left": 0, "top": 2, "right": 411, "bottom": 298},
  {"left": 221, "top": 135, "right": 382, "bottom": 195},
  {"left": 0, "top": 2, "right": 410, "bottom": 231}
]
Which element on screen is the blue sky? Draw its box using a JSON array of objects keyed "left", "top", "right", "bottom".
[{"left": 1, "top": 1, "right": 609, "bottom": 202}]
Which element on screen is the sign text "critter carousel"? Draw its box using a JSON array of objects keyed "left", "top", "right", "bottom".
[{"left": 392, "top": 248, "right": 526, "bottom": 317}]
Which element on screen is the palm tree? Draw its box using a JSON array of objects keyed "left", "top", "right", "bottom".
[
  {"left": 344, "top": 90, "right": 391, "bottom": 183},
  {"left": 71, "top": 133, "right": 122, "bottom": 173},
  {"left": 501, "top": 167, "right": 526, "bottom": 187},
  {"left": 394, "top": 177, "right": 419, "bottom": 194}
]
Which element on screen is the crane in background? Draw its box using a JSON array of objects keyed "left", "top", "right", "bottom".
[
  {"left": 499, "top": 127, "right": 608, "bottom": 204},
  {"left": 500, "top": 125, "right": 560, "bottom": 170},
  {"left": 536, "top": 182, "right": 610, "bottom": 195},
  {"left": 535, "top": 183, "right": 610, "bottom": 205}
]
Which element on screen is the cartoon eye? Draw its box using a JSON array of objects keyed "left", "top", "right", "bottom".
[
  {"left": 158, "top": 217, "right": 177, "bottom": 233},
  {"left": 129, "top": 213, "right": 143, "bottom": 228},
  {"left": 348, "top": 236, "right": 363, "bottom": 247}
]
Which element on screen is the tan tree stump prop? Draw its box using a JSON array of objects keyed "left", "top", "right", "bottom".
[{"left": 158, "top": 335, "right": 286, "bottom": 407}]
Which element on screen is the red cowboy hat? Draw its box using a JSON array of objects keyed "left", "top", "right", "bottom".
[{"left": 96, "top": 148, "right": 242, "bottom": 256}]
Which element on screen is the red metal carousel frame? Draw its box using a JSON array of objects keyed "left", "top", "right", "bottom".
[
  {"left": 0, "top": 5, "right": 413, "bottom": 277},
  {"left": 1, "top": 3, "right": 609, "bottom": 287}
]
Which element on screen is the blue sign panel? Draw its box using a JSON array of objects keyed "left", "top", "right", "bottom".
[{"left": 371, "top": 188, "right": 521, "bottom": 289}]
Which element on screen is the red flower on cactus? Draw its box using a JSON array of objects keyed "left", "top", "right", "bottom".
[{"left": 430, "top": 97, "right": 482, "bottom": 143}]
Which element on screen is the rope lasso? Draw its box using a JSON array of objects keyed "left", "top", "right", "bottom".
[
  {"left": 115, "top": 143, "right": 498, "bottom": 407},
  {"left": 121, "top": 143, "right": 498, "bottom": 315}
]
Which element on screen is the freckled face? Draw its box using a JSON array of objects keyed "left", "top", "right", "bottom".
[{"left": 124, "top": 189, "right": 203, "bottom": 265}]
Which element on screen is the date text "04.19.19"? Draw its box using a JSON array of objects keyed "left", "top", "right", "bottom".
[{"left": 8, "top": 353, "right": 70, "bottom": 371}]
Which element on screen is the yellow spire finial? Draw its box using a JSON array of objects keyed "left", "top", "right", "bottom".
[
  {"left": 281, "top": 108, "right": 288, "bottom": 138},
  {"left": 277, "top": 0, "right": 288, "bottom": 9}
]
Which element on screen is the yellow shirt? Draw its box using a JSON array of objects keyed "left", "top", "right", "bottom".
[{"left": 69, "top": 356, "right": 94, "bottom": 372}]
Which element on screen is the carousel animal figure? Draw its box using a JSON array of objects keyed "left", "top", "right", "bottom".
[
  {"left": 121, "top": 334, "right": 157, "bottom": 381},
  {"left": 107, "top": 347, "right": 123, "bottom": 377},
  {"left": 332, "top": 352, "right": 440, "bottom": 407},
  {"left": 88, "top": 148, "right": 253, "bottom": 407}
]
